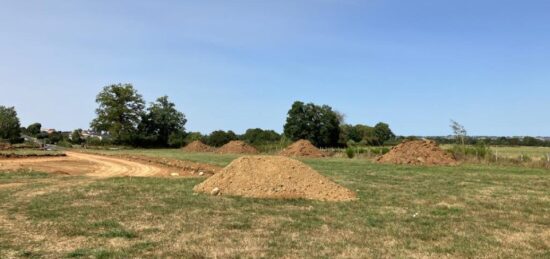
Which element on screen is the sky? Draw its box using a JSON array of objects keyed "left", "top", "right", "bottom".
[{"left": 1, "top": 0, "right": 549, "bottom": 136}]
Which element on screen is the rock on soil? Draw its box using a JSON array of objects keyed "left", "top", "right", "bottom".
[
  {"left": 376, "top": 140, "right": 457, "bottom": 166},
  {"left": 279, "top": 139, "right": 327, "bottom": 158},
  {"left": 216, "top": 141, "right": 259, "bottom": 154},
  {"left": 182, "top": 141, "right": 214, "bottom": 152},
  {"left": 193, "top": 156, "right": 357, "bottom": 201}
]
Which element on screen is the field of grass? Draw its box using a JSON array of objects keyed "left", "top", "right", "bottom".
[
  {"left": 1, "top": 150, "right": 549, "bottom": 258},
  {"left": 441, "top": 144, "right": 550, "bottom": 160}
]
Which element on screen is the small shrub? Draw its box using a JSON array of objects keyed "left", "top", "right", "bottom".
[{"left": 345, "top": 147, "right": 355, "bottom": 159}]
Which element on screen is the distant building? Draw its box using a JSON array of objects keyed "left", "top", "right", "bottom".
[{"left": 81, "top": 130, "right": 109, "bottom": 140}]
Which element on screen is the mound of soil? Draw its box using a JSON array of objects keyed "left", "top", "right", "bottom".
[
  {"left": 193, "top": 156, "right": 357, "bottom": 201},
  {"left": 183, "top": 141, "right": 214, "bottom": 153},
  {"left": 280, "top": 139, "right": 327, "bottom": 158},
  {"left": 216, "top": 141, "right": 259, "bottom": 154},
  {"left": 376, "top": 140, "right": 457, "bottom": 166}
]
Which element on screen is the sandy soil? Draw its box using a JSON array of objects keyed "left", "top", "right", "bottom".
[{"left": 0, "top": 152, "right": 186, "bottom": 178}]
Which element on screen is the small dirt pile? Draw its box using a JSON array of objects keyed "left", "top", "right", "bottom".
[
  {"left": 193, "top": 156, "right": 357, "bottom": 201},
  {"left": 279, "top": 139, "right": 327, "bottom": 158},
  {"left": 183, "top": 141, "right": 214, "bottom": 152},
  {"left": 376, "top": 140, "right": 457, "bottom": 166},
  {"left": 216, "top": 141, "right": 259, "bottom": 154}
]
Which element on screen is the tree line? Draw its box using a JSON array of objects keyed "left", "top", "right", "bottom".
[
  {"left": 0, "top": 83, "right": 396, "bottom": 148},
  {"left": 0, "top": 83, "right": 403, "bottom": 148}
]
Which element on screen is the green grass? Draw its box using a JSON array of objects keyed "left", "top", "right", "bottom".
[
  {"left": 0, "top": 151, "right": 548, "bottom": 258},
  {"left": 441, "top": 144, "right": 550, "bottom": 160}
]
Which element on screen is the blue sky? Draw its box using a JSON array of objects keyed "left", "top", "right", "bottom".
[{"left": 1, "top": 0, "right": 549, "bottom": 136}]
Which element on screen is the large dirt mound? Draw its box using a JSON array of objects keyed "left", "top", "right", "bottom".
[
  {"left": 183, "top": 140, "right": 214, "bottom": 152},
  {"left": 279, "top": 139, "right": 327, "bottom": 158},
  {"left": 376, "top": 140, "right": 457, "bottom": 165},
  {"left": 217, "top": 141, "right": 259, "bottom": 154},
  {"left": 193, "top": 156, "right": 357, "bottom": 201}
]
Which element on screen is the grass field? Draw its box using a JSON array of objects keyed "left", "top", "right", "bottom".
[
  {"left": 1, "top": 150, "right": 549, "bottom": 258},
  {"left": 440, "top": 144, "right": 550, "bottom": 160}
]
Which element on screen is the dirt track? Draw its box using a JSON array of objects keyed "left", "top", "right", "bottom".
[{"left": 0, "top": 152, "right": 172, "bottom": 178}]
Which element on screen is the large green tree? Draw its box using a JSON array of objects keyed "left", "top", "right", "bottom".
[
  {"left": 26, "top": 123, "right": 42, "bottom": 136},
  {"left": 0, "top": 106, "right": 22, "bottom": 143},
  {"left": 90, "top": 84, "right": 145, "bottom": 144},
  {"left": 140, "top": 96, "right": 187, "bottom": 146},
  {"left": 283, "top": 101, "right": 341, "bottom": 147},
  {"left": 373, "top": 122, "right": 395, "bottom": 145}
]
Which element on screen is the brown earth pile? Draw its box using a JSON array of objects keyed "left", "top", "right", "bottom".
[
  {"left": 193, "top": 156, "right": 357, "bottom": 201},
  {"left": 216, "top": 141, "right": 259, "bottom": 154},
  {"left": 182, "top": 140, "right": 214, "bottom": 152},
  {"left": 376, "top": 140, "right": 457, "bottom": 165},
  {"left": 279, "top": 139, "right": 327, "bottom": 158}
]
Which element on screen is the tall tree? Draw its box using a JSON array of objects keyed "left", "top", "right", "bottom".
[
  {"left": 373, "top": 122, "right": 395, "bottom": 145},
  {"left": 71, "top": 129, "right": 84, "bottom": 144},
  {"left": 0, "top": 106, "right": 22, "bottom": 143},
  {"left": 90, "top": 84, "right": 145, "bottom": 144},
  {"left": 450, "top": 120, "right": 467, "bottom": 149},
  {"left": 283, "top": 101, "right": 340, "bottom": 147},
  {"left": 27, "top": 123, "right": 42, "bottom": 136},
  {"left": 141, "top": 96, "right": 187, "bottom": 146}
]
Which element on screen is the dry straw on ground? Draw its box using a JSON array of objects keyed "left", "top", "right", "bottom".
[{"left": 193, "top": 155, "right": 357, "bottom": 201}]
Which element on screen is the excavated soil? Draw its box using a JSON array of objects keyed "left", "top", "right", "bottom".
[
  {"left": 193, "top": 156, "right": 357, "bottom": 201},
  {"left": 376, "top": 140, "right": 458, "bottom": 166},
  {"left": 216, "top": 141, "right": 259, "bottom": 154},
  {"left": 182, "top": 141, "right": 214, "bottom": 152},
  {"left": 106, "top": 154, "right": 221, "bottom": 176},
  {"left": 279, "top": 139, "right": 327, "bottom": 158},
  {"left": 0, "top": 152, "right": 210, "bottom": 178}
]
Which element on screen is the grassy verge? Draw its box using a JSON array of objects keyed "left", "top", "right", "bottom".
[{"left": 0, "top": 152, "right": 548, "bottom": 258}]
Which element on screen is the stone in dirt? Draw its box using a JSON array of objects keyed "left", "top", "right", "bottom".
[
  {"left": 216, "top": 141, "right": 259, "bottom": 154},
  {"left": 193, "top": 156, "right": 357, "bottom": 202},
  {"left": 376, "top": 140, "right": 457, "bottom": 166},
  {"left": 182, "top": 140, "right": 214, "bottom": 152},
  {"left": 279, "top": 139, "right": 327, "bottom": 158}
]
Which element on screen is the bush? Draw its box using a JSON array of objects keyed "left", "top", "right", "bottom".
[
  {"left": 168, "top": 131, "right": 186, "bottom": 148},
  {"left": 241, "top": 128, "right": 281, "bottom": 145},
  {"left": 451, "top": 143, "right": 493, "bottom": 160},
  {"left": 206, "top": 130, "right": 238, "bottom": 147},
  {"left": 345, "top": 147, "right": 355, "bottom": 159}
]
